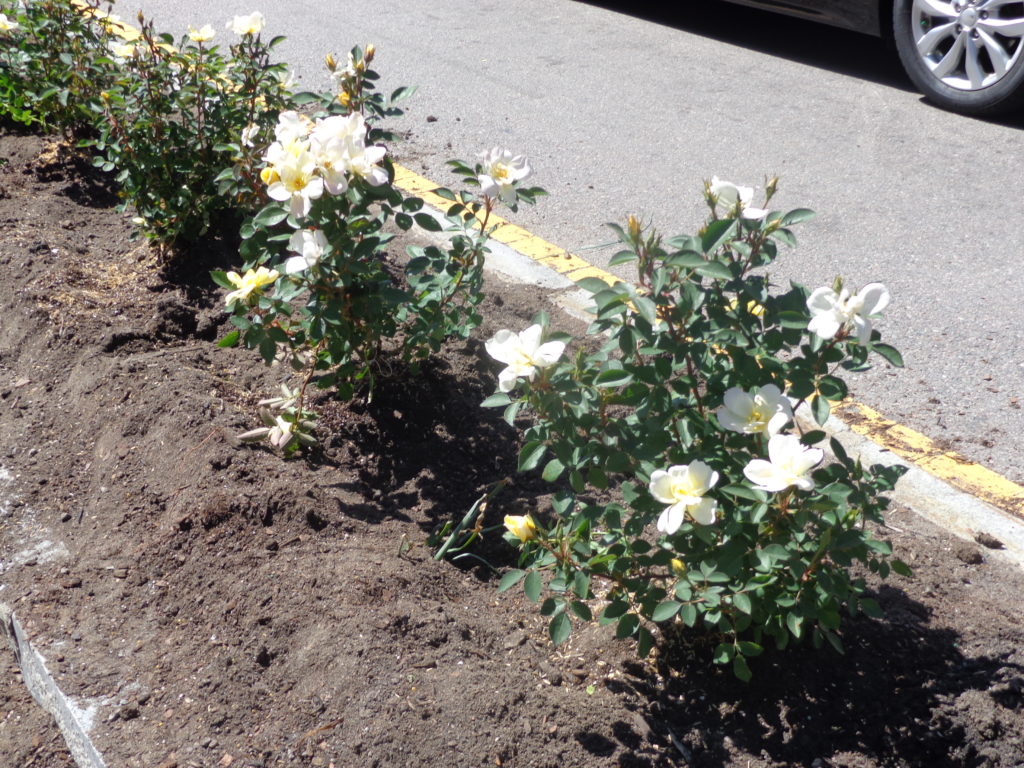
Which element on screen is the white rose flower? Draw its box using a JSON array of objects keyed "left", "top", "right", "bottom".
[
  {"left": 274, "top": 110, "right": 313, "bottom": 144},
  {"left": 478, "top": 147, "right": 531, "bottom": 205},
  {"left": 807, "top": 283, "right": 890, "bottom": 344},
  {"left": 188, "top": 24, "right": 215, "bottom": 43},
  {"left": 0, "top": 13, "right": 20, "bottom": 32},
  {"left": 485, "top": 324, "right": 565, "bottom": 393},
  {"left": 240, "top": 123, "right": 259, "bottom": 148},
  {"left": 743, "top": 434, "right": 823, "bottom": 493},
  {"left": 345, "top": 142, "right": 388, "bottom": 187},
  {"left": 709, "top": 176, "right": 768, "bottom": 220},
  {"left": 227, "top": 12, "right": 264, "bottom": 36},
  {"left": 717, "top": 384, "right": 793, "bottom": 437},
  {"left": 264, "top": 137, "right": 324, "bottom": 218},
  {"left": 284, "top": 229, "right": 328, "bottom": 274},
  {"left": 649, "top": 461, "right": 720, "bottom": 533}
]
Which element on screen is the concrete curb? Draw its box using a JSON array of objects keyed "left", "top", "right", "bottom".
[
  {"left": 1, "top": 604, "right": 107, "bottom": 768},
  {"left": 800, "top": 405, "right": 1024, "bottom": 569}
]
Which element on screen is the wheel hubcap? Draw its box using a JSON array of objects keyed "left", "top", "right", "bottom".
[{"left": 912, "top": 0, "right": 1024, "bottom": 90}]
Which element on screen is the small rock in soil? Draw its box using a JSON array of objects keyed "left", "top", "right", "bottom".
[
  {"left": 955, "top": 544, "right": 984, "bottom": 565},
  {"left": 974, "top": 531, "right": 1005, "bottom": 549}
]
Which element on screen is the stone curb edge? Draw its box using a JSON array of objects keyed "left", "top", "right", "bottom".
[{"left": 1, "top": 603, "right": 107, "bottom": 768}]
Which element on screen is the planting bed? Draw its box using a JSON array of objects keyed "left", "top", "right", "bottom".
[{"left": 1, "top": 128, "right": 1023, "bottom": 768}]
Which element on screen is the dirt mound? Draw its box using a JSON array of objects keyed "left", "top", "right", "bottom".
[{"left": 1, "top": 129, "right": 1022, "bottom": 768}]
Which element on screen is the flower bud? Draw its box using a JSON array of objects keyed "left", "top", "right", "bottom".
[
  {"left": 503, "top": 514, "right": 537, "bottom": 543},
  {"left": 671, "top": 558, "right": 687, "bottom": 576},
  {"left": 324, "top": 53, "right": 336, "bottom": 71},
  {"left": 626, "top": 214, "right": 641, "bottom": 241},
  {"left": 364, "top": 43, "right": 375, "bottom": 62}
]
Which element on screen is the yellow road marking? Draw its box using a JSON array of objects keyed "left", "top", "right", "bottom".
[
  {"left": 836, "top": 402, "right": 1024, "bottom": 519},
  {"left": 392, "top": 165, "right": 617, "bottom": 286},
  {"left": 393, "top": 162, "right": 1024, "bottom": 520}
]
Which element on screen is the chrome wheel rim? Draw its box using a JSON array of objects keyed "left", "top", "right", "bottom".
[{"left": 912, "top": 0, "right": 1024, "bottom": 90}]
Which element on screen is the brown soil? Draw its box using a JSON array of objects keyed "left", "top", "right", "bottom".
[{"left": 1, "top": 128, "right": 1023, "bottom": 768}]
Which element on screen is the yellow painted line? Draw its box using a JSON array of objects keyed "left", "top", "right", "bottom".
[
  {"left": 836, "top": 401, "right": 1024, "bottom": 519},
  {"left": 393, "top": 164, "right": 1024, "bottom": 520},
  {"left": 393, "top": 165, "right": 619, "bottom": 286}
]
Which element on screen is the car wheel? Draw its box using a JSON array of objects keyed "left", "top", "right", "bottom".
[{"left": 893, "top": 0, "right": 1024, "bottom": 116}]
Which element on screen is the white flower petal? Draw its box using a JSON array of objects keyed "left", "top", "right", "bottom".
[
  {"left": 657, "top": 503, "right": 686, "bottom": 535},
  {"left": 743, "top": 459, "right": 785, "bottom": 492},
  {"left": 857, "top": 283, "right": 890, "bottom": 316},
  {"left": 688, "top": 497, "right": 718, "bottom": 525},
  {"left": 807, "top": 287, "right": 838, "bottom": 314},
  {"left": 497, "top": 367, "right": 520, "bottom": 393}
]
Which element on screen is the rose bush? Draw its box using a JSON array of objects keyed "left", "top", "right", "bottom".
[
  {"left": 488, "top": 181, "right": 908, "bottom": 678},
  {"left": 216, "top": 48, "right": 546, "bottom": 448}
]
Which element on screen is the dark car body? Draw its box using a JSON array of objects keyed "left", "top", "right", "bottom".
[{"left": 723, "top": 0, "right": 885, "bottom": 37}]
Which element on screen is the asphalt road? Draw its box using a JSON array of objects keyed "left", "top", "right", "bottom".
[{"left": 129, "top": 0, "right": 1024, "bottom": 483}]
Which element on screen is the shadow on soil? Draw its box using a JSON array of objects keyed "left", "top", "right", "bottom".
[{"left": 596, "top": 583, "right": 1022, "bottom": 767}]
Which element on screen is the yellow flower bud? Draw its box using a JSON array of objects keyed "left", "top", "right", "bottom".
[
  {"left": 364, "top": 43, "right": 375, "bottom": 62},
  {"left": 504, "top": 514, "right": 537, "bottom": 543},
  {"left": 338, "top": 91, "right": 351, "bottom": 107},
  {"left": 259, "top": 167, "right": 279, "bottom": 185},
  {"left": 627, "top": 214, "right": 641, "bottom": 240},
  {"left": 324, "top": 53, "right": 336, "bottom": 71},
  {"left": 671, "top": 558, "right": 687, "bottom": 576}
]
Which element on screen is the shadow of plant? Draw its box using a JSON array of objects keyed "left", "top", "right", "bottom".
[{"left": 606, "top": 583, "right": 1022, "bottom": 767}]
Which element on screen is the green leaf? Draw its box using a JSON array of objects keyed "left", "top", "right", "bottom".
[
  {"left": 601, "top": 601, "right": 629, "bottom": 621},
  {"left": 217, "top": 330, "right": 240, "bottom": 348},
  {"left": 701, "top": 218, "right": 736, "bottom": 255},
  {"left": 778, "top": 310, "right": 809, "bottom": 329},
  {"left": 733, "top": 654, "right": 752, "bottom": 682},
  {"left": 651, "top": 601, "right": 681, "bottom": 623},
  {"left": 542, "top": 458, "right": 565, "bottom": 482},
  {"left": 637, "top": 626, "right": 655, "bottom": 658},
  {"left": 523, "top": 571, "right": 542, "bottom": 603},
  {"left": 720, "top": 484, "right": 768, "bottom": 503},
  {"left": 498, "top": 569, "right": 527, "bottom": 593},
  {"left": 549, "top": 613, "right": 571, "bottom": 645},
  {"left": 779, "top": 208, "right": 816, "bottom": 226},
  {"left": 577, "top": 276, "right": 615, "bottom": 293},
  {"left": 615, "top": 613, "right": 640, "bottom": 639},
  {"left": 786, "top": 612, "right": 804, "bottom": 639},
  {"left": 891, "top": 559, "right": 913, "bottom": 577},
  {"left": 732, "top": 592, "right": 752, "bottom": 615},
  {"left": 608, "top": 249, "right": 637, "bottom": 267},
  {"left": 570, "top": 601, "right": 593, "bottom": 622},
  {"left": 737, "top": 640, "right": 763, "bottom": 657},
  {"left": 252, "top": 203, "right": 289, "bottom": 228},
  {"left": 414, "top": 212, "right": 442, "bottom": 231},
  {"left": 210, "top": 269, "right": 234, "bottom": 290},
  {"left": 859, "top": 597, "right": 884, "bottom": 619},
  {"left": 712, "top": 642, "right": 734, "bottom": 664},
  {"left": 812, "top": 394, "right": 831, "bottom": 425},
  {"left": 573, "top": 571, "right": 590, "bottom": 599},
  {"left": 518, "top": 441, "right": 547, "bottom": 472},
  {"left": 594, "top": 368, "right": 633, "bottom": 388},
  {"left": 695, "top": 261, "right": 733, "bottom": 281},
  {"left": 872, "top": 343, "right": 904, "bottom": 368},
  {"left": 663, "top": 251, "right": 707, "bottom": 269},
  {"left": 802, "top": 430, "right": 827, "bottom": 445},
  {"left": 481, "top": 393, "right": 512, "bottom": 408}
]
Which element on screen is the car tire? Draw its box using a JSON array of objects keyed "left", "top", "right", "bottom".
[{"left": 893, "top": 0, "right": 1024, "bottom": 116}]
